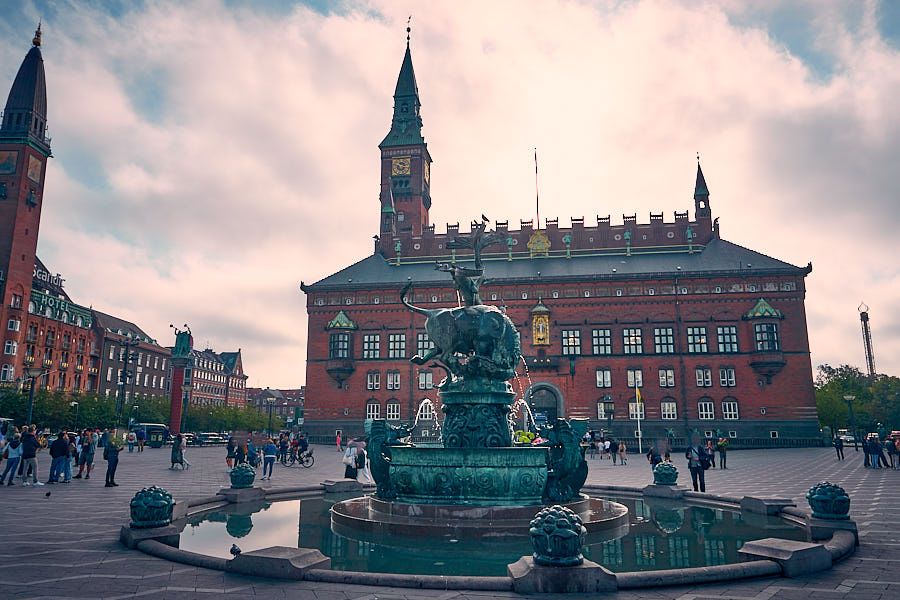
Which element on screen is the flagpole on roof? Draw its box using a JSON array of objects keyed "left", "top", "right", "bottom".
[{"left": 534, "top": 148, "right": 540, "bottom": 229}]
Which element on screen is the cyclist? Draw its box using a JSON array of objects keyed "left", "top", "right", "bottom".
[{"left": 297, "top": 433, "right": 309, "bottom": 457}]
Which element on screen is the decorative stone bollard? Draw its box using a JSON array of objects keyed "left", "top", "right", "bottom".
[
  {"left": 807, "top": 481, "right": 850, "bottom": 520},
  {"left": 129, "top": 486, "right": 175, "bottom": 529},
  {"left": 653, "top": 462, "right": 678, "bottom": 485},
  {"left": 529, "top": 505, "right": 586, "bottom": 566},
  {"left": 230, "top": 464, "right": 256, "bottom": 489}
]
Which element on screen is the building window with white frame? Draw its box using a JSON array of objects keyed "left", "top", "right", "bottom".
[
  {"left": 595, "top": 368, "right": 611, "bottom": 388},
  {"left": 3, "top": 341, "right": 17, "bottom": 355},
  {"left": 716, "top": 325, "right": 739, "bottom": 353},
  {"left": 388, "top": 333, "right": 406, "bottom": 359},
  {"left": 0, "top": 364, "right": 14, "bottom": 382},
  {"left": 416, "top": 332, "right": 434, "bottom": 357},
  {"left": 7, "top": 319, "right": 20, "bottom": 331},
  {"left": 661, "top": 400, "right": 677, "bottom": 420},
  {"left": 754, "top": 323, "right": 779, "bottom": 351},
  {"left": 698, "top": 400, "right": 715, "bottom": 420},
  {"left": 386, "top": 401, "right": 401, "bottom": 420},
  {"left": 562, "top": 329, "right": 582, "bottom": 356},
  {"left": 417, "top": 401, "right": 434, "bottom": 420},
  {"left": 362, "top": 334, "right": 380, "bottom": 359},
  {"left": 687, "top": 327, "right": 708, "bottom": 353},
  {"left": 629, "top": 402, "right": 645, "bottom": 420},
  {"left": 329, "top": 332, "right": 351, "bottom": 359},
  {"left": 418, "top": 370, "right": 433, "bottom": 390},
  {"left": 366, "top": 371, "right": 380, "bottom": 390},
  {"left": 366, "top": 402, "right": 380, "bottom": 420},
  {"left": 695, "top": 367, "right": 712, "bottom": 387},
  {"left": 719, "top": 367, "right": 735, "bottom": 387},
  {"left": 654, "top": 327, "right": 674, "bottom": 354},
  {"left": 659, "top": 367, "right": 675, "bottom": 387},
  {"left": 626, "top": 368, "right": 643, "bottom": 388},
  {"left": 597, "top": 402, "right": 608, "bottom": 419},
  {"left": 623, "top": 328, "right": 643, "bottom": 354},
  {"left": 386, "top": 370, "right": 401, "bottom": 390},
  {"left": 722, "top": 400, "right": 739, "bottom": 420},
  {"left": 592, "top": 329, "right": 612, "bottom": 354}
]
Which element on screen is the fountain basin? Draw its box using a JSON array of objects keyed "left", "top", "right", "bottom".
[
  {"left": 331, "top": 495, "right": 629, "bottom": 541},
  {"left": 389, "top": 446, "right": 549, "bottom": 505}
]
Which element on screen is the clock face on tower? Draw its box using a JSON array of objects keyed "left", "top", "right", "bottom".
[{"left": 391, "top": 157, "right": 411, "bottom": 176}]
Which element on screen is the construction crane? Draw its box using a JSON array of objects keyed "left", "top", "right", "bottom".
[{"left": 858, "top": 302, "right": 876, "bottom": 379}]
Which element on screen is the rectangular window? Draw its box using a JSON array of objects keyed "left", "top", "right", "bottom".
[
  {"left": 3, "top": 341, "right": 17, "bottom": 355},
  {"left": 719, "top": 367, "right": 735, "bottom": 387},
  {"left": 661, "top": 401, "right": 677, "bottom": 420},
  {"left": 152, "top": 375, "right": 157, "bottom": 388},
  {"left": 7, "top": 319, "right": 20, "bottom": 331},
  {"left": 626, "top": 368, "right": 643, "bottom": 388},
  {"left": 366, "top": 403, "right": 380, "bottom": 420},
  {"left": 366, "top": 371, "right": 380, "bottom": 390},
  {"left": 698, "top": 401, "right": 715, "bottom": 420},
  {"left": 561, "top": 330, "right": 582, "bottom": 356},
  {"left": 106, "top": 367, "right": 112, "bottom": 382},
  {"left": 722, "top": 400, "right": 739, "bottom": 420},
  {"left": 109, "top": 345, "right": 115, "bottom": 360},
  {"left": 653, "top": 327, "right": 674, "bottom": 354},
  {"left": 388, "top": 333, "right": 406, "bottom": 359},
  {"left": 658, "top": 368, "right": 675, "bottom": 388},
  {"left": 386, "top": 402, "right": 400, "bottom": 420},
  {"left": 592, "top": 329, "right": 612, "bottom": 355},
  {"left": 687, "top": 327, "right": 708, "bottom": 353},
  {"left": 328, "top": 332, "right": 350, "bottom": 359},
  {"left": 0, "top": 364, "right": 14, "bottom": 382},
  {"left": 717, "top": 326, "right": 739, "bottom": 353},
  {"left": 623, "top": 328, "right": 643, "bottom": 354},
  {"left": 695, "top": 367, "right": 712, "bottom": 387},
  {"left": 154, "top": 356, "right": 159, "bottom": 369},
  {"left": 418, "top": 371, "right": 433, "bottom": 390},
  {"left": 754, "top": 323, "right": 779, "bottom": 351},
  {"left": 417, "top": 332, "right": 435, "bottom": 357},
  {"left": 595, "top": 368, "right": 611, "bottom": 388},
  {"left": 10, "top": 294, "right": 22, "bottom": 308},
  {"left": 629, "top": 402, "right": 645, "bottom": 420},
  {"left": 362, "top": 334, "right": 381, "bottom": 359},
  {"left": 597, "top": 402, "right": 607, "bottom": 419},
  {"left": 386, "top": 371, "right": 400, "bottom": 390}
]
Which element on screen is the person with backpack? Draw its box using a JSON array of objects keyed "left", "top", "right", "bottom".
[
  {"left": 126, "top": 430, "right": 136, "bottom": 452},
  {"left": 686, "top": 442, "right": 710, "bottom": 492},
  {"left": 104, "top": 435, "right": 123, "bottom": 486},
  {"left": 646, "top": 445, "right": 662, "bottom": 471}
]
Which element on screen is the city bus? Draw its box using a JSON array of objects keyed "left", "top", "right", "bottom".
[{"left": 133, "top": 423, "right": 169, "bottom": 448}]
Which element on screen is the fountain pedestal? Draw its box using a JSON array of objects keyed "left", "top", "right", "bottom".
[{"left": 440, "top": 379, "right": 515, "bottom": 448}]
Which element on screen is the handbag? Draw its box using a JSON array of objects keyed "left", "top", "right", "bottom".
[{"left": 342, "top": 449, "right": 354, "bottom": 465}]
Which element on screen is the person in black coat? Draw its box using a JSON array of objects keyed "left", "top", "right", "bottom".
[
  {"left": 685, "top": 443, "right": 709, "bottom": 492},
  {"left": 833, "top": 437, "right": 844, "bottom": 461}
]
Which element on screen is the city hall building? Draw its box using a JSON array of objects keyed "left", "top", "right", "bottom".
[{"left": 302, "top": 39, "right": 818, "bottom": 445}]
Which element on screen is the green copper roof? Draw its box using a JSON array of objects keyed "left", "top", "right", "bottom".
[
  {"left": 380, "top": 44, "right": 425, "bottom": 148},
  {"left": 694, "top": 163, "right": 709, "bottom": 197},
  {"left": 744, "top": 298, "right": 783, "bottom": 319},
  {"left": 530, "top": 299, "right": 551, "bottom": 314},
  {"left": 325, "top": 310, "right": 358, "bottom": 330}
]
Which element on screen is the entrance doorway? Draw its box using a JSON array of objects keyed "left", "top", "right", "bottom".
[{"left": 524, "top": 383, "right": 565, "bottom": 426}]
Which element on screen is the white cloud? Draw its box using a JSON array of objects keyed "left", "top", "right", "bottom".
[{"left": 3, "top": 0, "right": 898, "bottom": 386}]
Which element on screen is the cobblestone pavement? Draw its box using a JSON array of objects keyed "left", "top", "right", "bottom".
[{"left": 0, "top": 444, "right": 897, "bottom": 599}]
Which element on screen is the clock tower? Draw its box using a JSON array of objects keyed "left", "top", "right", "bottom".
[
  {"left": 377, "top": 28, "right": 432, "bottom": 245},
  {"left": 0, "top": 26, "right": 51, "bottom": 385}
]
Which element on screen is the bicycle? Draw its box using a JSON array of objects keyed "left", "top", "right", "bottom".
[{"left": 283, "top": 446, "right": 314, "bottom": 468}]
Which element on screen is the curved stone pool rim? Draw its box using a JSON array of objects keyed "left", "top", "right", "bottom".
[{"left": 123, "top": 482, "right": 857, "bottom": 592}]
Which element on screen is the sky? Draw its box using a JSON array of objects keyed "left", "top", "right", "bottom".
[{"left": 1, "top": 0, "right": 898, "bottom": 388}]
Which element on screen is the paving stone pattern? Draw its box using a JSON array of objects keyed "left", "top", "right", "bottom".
[{"left": 0, "top": 444, "right": 897, "bottom": 599}]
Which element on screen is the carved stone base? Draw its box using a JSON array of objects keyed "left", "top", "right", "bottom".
[
  {"left": 226, "top": 546, "right": 330, "bottom": 580},
  {"left": 119, "top": 524, "right": 182, "bottom": 549},
  {"left": 738, "top": 538, "right": 831, "bottom": 577},
  {"left": 219, "top": 486, "right": 265, "bottom": 503},
  {"left": 642, "top": 484, "right": 685, "bottom": 499},
  {"left": 508, "top": 556, "right": 617, "bottom": 593}
]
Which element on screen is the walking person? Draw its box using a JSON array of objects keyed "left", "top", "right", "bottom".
[
  {"left": 336, "top": 432, "right": 343, "bottom": 452},
  {"left": 180, "top": 434, "right": 191, "bottom": 469},
  {"left": 63, "top": 434, "right": 76, "bottom": 482},
  {"left": 170, "top": 434, "right": 184, "bottom": 469},
  {"left": 618, "top": 440, "right": 627, "bottom": 465},
  {"left": 135, "top": 427, "right": 145, "bottom": 452},
  {"left": 875, "top": 436, "right": 889, "bottom": 469},
  {"left": 686, "top": 442, "right": 710, "bottom": 493},
  {"left": 261, "top": 439, "right": 277, "bottom": 480},
  {"left": 609, "top": 438, "right": 619, "bottom": 465},
  {"left": 19, "top": 425, "right": 43, "bottom": 487},
  {"left": 226, "top": 436, "right": 236, "bottom": 471},
  {"left": 646, "top": 445, "right": 662, "bottom": 471},
  {"left": 47, "top": 430, "right": 69, "bottom": 483},
  {"left": 0, "top": 433, "right": 22, "bottom": 486},
  {"left": 104, "top": 435, "right": 123, "bottom": 486},
  {"left": 343, "top": 444, "right": 359, "bottom": 480},
  {"left": 126, "top": 430, "right": 136, "bottom": 452},
  {"left": 833, "top": 437, "right": 844, "bottom": 461},
  {"left": 717, "top": 437, "right": 729, "bottom": 468},
  {"left": 75, "top": 429, "right": 96, "bottom": 479}
]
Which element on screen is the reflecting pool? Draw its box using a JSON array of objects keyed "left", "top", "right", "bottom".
[{"left": 178, "top": 494, "right": 806, "bottom": 577}]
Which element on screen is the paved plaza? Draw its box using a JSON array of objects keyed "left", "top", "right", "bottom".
[{"left": 0, "top": 444, "right": 898, "bottom": 600}]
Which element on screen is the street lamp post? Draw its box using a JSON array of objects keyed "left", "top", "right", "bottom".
[
  {"left": 70, "top": 401, "right": 79, "bottom": 430},
  {"left": 24, "top": 366, "right": 46, "bottom": 427},
  {"left": 267, "top": 397, "right": 276, "bottom": 434},
  {"left": 843, "top": 395, "right": 857, "bottom": 450}
]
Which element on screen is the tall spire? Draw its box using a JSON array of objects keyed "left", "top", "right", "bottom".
[
  {"left": 0, "top": 24, "right": 50, "bottom": 155},
  {"left": 379, "top": 19, "right": 424, "bottom": 148},
  {"left": 694, "top": 154, "right": 710, "bottom": 219}
]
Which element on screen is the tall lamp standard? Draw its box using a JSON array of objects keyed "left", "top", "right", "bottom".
[
  {"left": 70, "top": 401, "right": 79, "bottom": 430},
  {"left": 266, "top": 396, "right": 276, "bottom": 434},
  {"left": 843, "top": 395, "right": 857, "bottom": 450},
  {"left": 24, "top": 366, "right": 47, "bottom": 427}
]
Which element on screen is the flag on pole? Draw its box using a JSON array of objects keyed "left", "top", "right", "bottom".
[{"left": 635, "top": 387, "right": 642, "bottom": 404}]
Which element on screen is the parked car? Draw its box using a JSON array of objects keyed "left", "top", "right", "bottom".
[
  {"left": 198, "top": 432, "right": 225, "bottom": 445},
  {"left": 839, "top": 434, "right": 859, "bottom": 444},
  {"left": 181, "top": 433, "right": 197, "bottom": 446}
]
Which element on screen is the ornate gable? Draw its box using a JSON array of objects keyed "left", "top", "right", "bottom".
[
  {"left": 325, "top": 310, "right": 358, "bottom": 330},
  {"left": 744, "top": 298, "right": 783, "bottom": 320}
]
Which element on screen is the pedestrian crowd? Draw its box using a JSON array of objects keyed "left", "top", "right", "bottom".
[{"left": 833, "top": 433, "right": 900, "bottom": 470}]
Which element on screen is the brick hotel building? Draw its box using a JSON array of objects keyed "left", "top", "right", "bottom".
[{"left": 302, "top": 38, "right": 817, "bottom": 444}]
